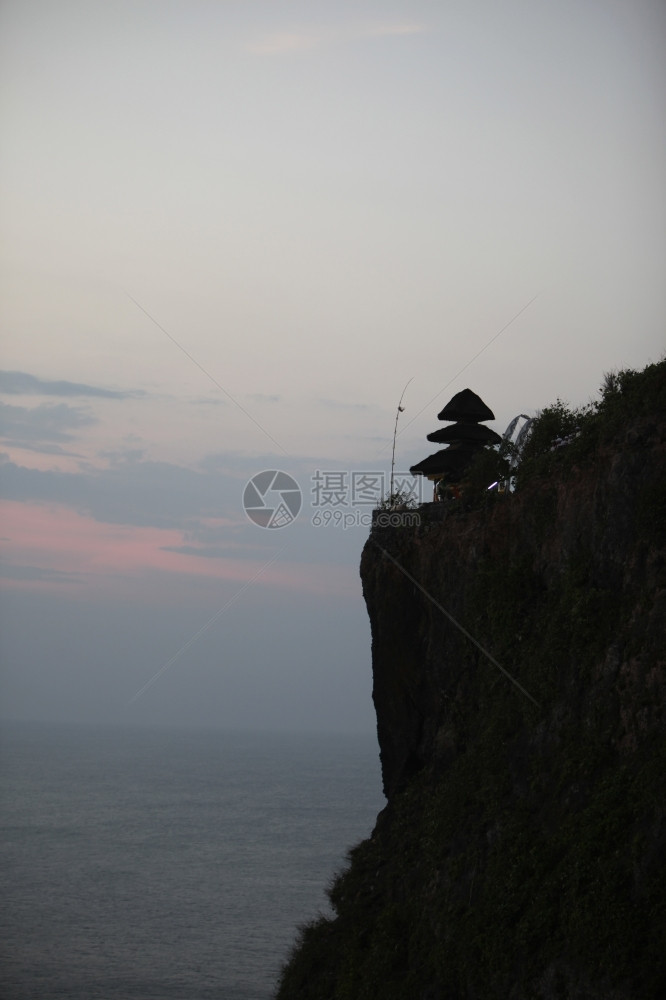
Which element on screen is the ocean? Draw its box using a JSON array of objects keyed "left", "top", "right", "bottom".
[{"left": 0, "top": 722, "right": 385, "bottom": 1000}]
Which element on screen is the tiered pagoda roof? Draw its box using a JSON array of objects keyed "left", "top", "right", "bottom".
[
  {"left": 437, "top": 388, "right": 495, "bottom": 423},
  {"left": 410, "top": 389, "right": 500, "bottom": 483}
]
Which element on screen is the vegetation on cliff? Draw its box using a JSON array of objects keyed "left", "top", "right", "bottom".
[{"left": 275, "top": 359, "right": 666, "bottom": 1000}]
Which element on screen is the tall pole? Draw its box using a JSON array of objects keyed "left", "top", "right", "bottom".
[{"left": 390, "top": 377, "right": 414, "bottom": 504}]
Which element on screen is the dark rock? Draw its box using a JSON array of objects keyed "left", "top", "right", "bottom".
[{"left": 275, "top": 361, "right": 666, "bottom": 1000}]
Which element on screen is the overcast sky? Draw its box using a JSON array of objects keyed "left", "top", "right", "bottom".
[{"left": 1, "top": 0, "right": 664, "bottom": 734}]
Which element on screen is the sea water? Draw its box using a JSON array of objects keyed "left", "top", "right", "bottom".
[{"left": 0, "top": 722, "right": 384, "bottom": 1000}]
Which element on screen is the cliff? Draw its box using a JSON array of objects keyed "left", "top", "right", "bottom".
[{"left": 275, "top": 361, "right": 666, "bottom": 1000}]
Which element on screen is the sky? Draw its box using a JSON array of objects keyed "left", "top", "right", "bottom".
[{"left": 1, "top": 0, "right": 664, "bottom": 734}]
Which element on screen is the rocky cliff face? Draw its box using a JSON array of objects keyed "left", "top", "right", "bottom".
[{"left": 276, "top": 362, "right": 666, "bottom": 1000}]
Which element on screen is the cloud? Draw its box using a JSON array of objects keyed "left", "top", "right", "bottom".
[
  {"left": 0, "top": 448, "right": 298, "bottom": 531},
  {"left": 98, "top": 447, "right": 147, "bottom": 465},
  {"left": 190, "top": 397, "right": 227, "bottom": 406},
  {"left": 3, "top": 441, "right": 84, "bottom": 458},
  {"left": 0, "top": 563, "right": 83, "bottom": 584},
  {"left": 246, "top": 393, "right": 281, "bottom": 404},
  {"left": 0, "top": 457, "right": 226, "bottom": 529},
  {"left": 0, "top": 498, "right": 357, "bottom": 600},
  {"left": 0, "top": 401, "right": 97, "bottom": 446},
  {"left": 0, "top": 370, "right": 143, "bottom": 399},
  {"left": 160, "top": 544, "right": 233, "bottom": 559}
]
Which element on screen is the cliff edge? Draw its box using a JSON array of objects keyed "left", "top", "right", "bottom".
[{"left": 276, "top": 361, "right": 666, "bottom": 1000}]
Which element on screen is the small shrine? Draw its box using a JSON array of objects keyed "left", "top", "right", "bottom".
[{"left": 410, "top": 388, "right": 502, "bottom": 500}]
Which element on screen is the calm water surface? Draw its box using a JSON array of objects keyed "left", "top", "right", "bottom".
[{"left": 0, "top": 723, "right": 384, "bottom": 1000}]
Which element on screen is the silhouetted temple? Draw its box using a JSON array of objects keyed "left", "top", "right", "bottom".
[{"left": 410, "top": 388, "right": 501, "bottom": 498}]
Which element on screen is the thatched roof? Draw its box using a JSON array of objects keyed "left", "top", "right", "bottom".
[
  {"left": 437, "top": 388, "right": 495, "bottom": 423},
  {"left": 410, "top": 447, "right": 475, "bottom": 478},
  {"left": 426, "top": 422, "right": 502, "bottom": 445}
]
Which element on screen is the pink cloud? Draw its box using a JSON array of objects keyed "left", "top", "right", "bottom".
[{"left": 0, "top": 501, "right": 358, "bottom": 600}]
